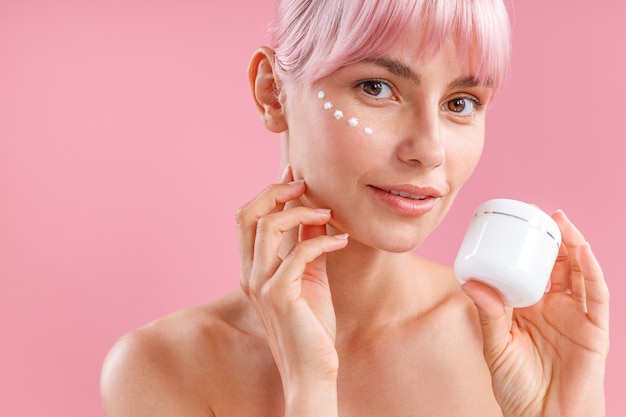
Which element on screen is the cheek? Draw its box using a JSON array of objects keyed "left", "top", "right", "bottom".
[
  {"left": 316, "top": 90, "right": 377, "bottom": 139},
  {"left": 446, "top": 130, "right": 485, "bottom": 186},
  {"left": 287, "top": 90, "right": 385, "bottom": 205},
  {"left": 289, "top": 90, "right": 384, "bottom": 171}
]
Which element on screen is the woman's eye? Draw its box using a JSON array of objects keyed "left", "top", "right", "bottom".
[
  {"left": 359, "top": 80, "right": 394, "bottom": 99},
  {"left": 445, "top": 97, "right": 480, "bottom": 117}
]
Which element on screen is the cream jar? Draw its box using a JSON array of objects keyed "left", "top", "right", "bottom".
[{"left": 454, "top": 199, "right": 562, "bottom": 308}]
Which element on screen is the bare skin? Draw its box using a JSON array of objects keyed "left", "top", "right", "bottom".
[
  {"left": 100, "top": 191, "right": 607, "bottom": 417},
  {"left": 101, "top": 255, "right": 504, "bottom": 416},
  {"left": 101, "top": 41, "right": 609, "bottom": 417}
]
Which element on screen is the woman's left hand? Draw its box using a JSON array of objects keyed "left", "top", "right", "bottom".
[{"left": 462, "top": 210, "right": 610, "bottom": 417}]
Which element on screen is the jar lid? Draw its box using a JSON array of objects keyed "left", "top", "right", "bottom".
[{"left": 474, "top": 198, "right": 562, "bottom": 245}]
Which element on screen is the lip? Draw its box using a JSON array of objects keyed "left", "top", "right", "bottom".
[{"left": 369, "top": 184, "right": 443, "bottom": 216}]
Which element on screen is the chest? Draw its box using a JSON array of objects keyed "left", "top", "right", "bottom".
[
  {"left": 210, "top": 322, "right": 503, "bottom": 417},
  {"left": 334, "top": 327, "right": 502, "bottom": 416}
]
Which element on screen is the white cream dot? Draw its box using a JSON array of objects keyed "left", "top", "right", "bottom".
[
  {"left": 324, "top": 101, "right": 333, "bottom": 110},
  {"left": 364, "top": 127, "right": 373, "bottom": 135},
  {"left": 318, "top": 91, "right": 325, "bottom": 99},
  {"left": 348, "top": 117, "right": 359, "bottom": 127},
  {"left": 333, "top": 110, "right": 344, "bottom": 119}
]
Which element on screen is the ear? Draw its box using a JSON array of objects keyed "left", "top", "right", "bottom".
[{"left": 248, "top": 47, "right": 288, "bottom": 133}]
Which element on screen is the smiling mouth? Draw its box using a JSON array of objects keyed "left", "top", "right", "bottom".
[{"left": 385, "top": 189, "right": 428, "bottom": 200}]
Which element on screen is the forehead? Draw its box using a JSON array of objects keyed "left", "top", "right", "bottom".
[{"left": 382, "top": 34, "right": 481, "bottom": 75}]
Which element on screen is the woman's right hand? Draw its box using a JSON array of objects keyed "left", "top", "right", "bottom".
[{"left": 236, "top": 166, "right": 347, "bottom": 414}]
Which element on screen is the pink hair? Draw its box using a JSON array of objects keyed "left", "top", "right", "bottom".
[{"left": 269, "top": 0, "right": 511, "bottom": 92}]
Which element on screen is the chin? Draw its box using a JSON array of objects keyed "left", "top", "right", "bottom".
[
  {"left": 381, "top": 235, "right": 431, "bottom": 254},
  {"left": 350, "top": 226, "right": 434, "bottom": 254}
]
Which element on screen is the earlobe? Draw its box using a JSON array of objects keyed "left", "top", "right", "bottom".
[{"left": 248, "top": 47, "right": 288, "bottom": 133}]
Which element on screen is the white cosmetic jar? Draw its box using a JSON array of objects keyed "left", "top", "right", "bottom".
[{"left": 454, "top": 199, "right": 562, "bottom": 308}]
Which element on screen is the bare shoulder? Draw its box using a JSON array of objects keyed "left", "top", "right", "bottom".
[
  {"left": 420, "top": 254, "right": 486, "bottom": 328},
  {"left": 411, "top": 253, "right": 477, "bottom": 310},
  {"left": 402, "top": 255, "right": 503, "bottom": 415},
  {"left": 410, "top": 253, "right": 494, "bottom": 380},
  {"left": 100, "top": 289, "right": 264, "bottom": 417}
]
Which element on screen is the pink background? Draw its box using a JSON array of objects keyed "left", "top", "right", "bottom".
[{"left": 1, "top": 0, "right": 624, "bottom": 415}]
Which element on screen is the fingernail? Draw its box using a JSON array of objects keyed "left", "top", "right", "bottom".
[
  {"left": 288, "top": 179, "right": 304, "bottom": 186},
  {"left": 315, "top": 208, "right": 331, "bottom": 214},
  {"left": 333, "top": 233, "right": 349, "bottom": 240},
  {"left": 279, "top": 164, "right": 291, "bottom": 181}
]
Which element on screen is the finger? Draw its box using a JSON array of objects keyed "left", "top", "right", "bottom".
[
  {"left": 251, "top": 207, "right": 332, "bottom": 291},
  {"left": 298, "top": 222, "right": 334, "bottom": 286},
  {"left": 551, "top": 210, "right": 587, "bottom": 303},
  {"left": 461, "top": 280, "right": 511, "bottom": 363},
  {"left": 278, "top": 164, "right": 294, "bottom": 183},
  {"left": 266, "top": 234, "right": 349, "bottom": 305},
  {"left": 578, "top": 243, "right": 610, "bottom": 330},
  {"left": 236, "top": 178, "right": 305, "bottom": 292},
  {"left": 238, "top": 165, "right": 295, "bottom": 238}
]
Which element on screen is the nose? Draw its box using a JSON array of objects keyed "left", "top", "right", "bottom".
[{"left": 396, "top": 106, "right": 445, "bottom": 169}]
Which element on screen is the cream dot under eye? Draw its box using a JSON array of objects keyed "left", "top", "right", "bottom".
[{"left": 316, "top": 92, "right": 373, "bottom": 137}]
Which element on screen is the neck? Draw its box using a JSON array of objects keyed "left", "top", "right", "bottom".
[
  {"left": 276, "top": 202, "right": 455, "bottom": 335},
  {"left": 324, "top": 238, "right": 441, "bottom": 335}
]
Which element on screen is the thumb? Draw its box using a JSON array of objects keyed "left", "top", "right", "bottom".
[{"left": 461, "top": 280, "right": 511, "bottom": 363}]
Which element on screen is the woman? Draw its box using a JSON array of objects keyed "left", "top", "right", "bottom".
[{"left": 101, "top": 0, "right": 609, "bottom": 415}]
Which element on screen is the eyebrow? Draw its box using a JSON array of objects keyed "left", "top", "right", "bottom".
[
  {"left": 359, "top": 57, "right": 489, "bottom": 89},
  {"left": 360, "top": 57, "right": 420, "bottom": 83},
  {"left": 448, "top": 76, "right": 482, "bottom": 89}
]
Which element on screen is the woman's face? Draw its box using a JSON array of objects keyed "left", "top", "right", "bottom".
[{"left": 283, "top": 40, "right": 494, "bottom": 252}]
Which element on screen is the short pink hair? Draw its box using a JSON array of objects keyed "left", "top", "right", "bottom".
[{"left": 269, "top": 0, "right": 511, "bottom": 92}]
